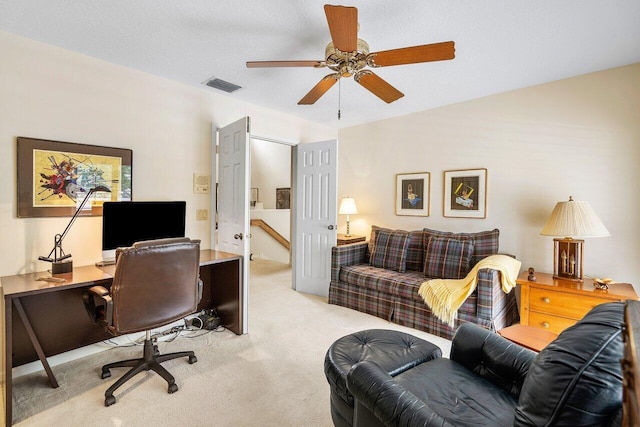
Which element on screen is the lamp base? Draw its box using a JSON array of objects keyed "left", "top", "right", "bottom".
[
  {"left": 52, "top": 260, "right": 73, "bottom": 275},
  {"left": 552, "top": 238, "right": 583, "bottom": 282}
]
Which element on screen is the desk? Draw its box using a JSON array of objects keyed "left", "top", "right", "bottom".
[{"left": 1, "top": 249, "right": 242, "bottom": 426}]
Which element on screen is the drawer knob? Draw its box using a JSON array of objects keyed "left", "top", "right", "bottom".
[
  {"left": 542, "top": 322, "right": 550, "bottom": 329},
  {"left": 542, "top": 297, "right": 550, "bottom": 304}
]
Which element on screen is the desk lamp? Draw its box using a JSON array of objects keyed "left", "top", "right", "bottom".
[
  {"left": 39, "top": 185, "right": 111, "bottom": 274},
  {"left": 540, "top": 196, "right": 609, "bottom": 282},
  {"left": 339, "top": 197, "right": 358, "bottom": 237}
]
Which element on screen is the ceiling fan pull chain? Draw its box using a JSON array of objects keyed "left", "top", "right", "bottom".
[{"left": 338, "top": 78, "right": 341, "bottom": 120}]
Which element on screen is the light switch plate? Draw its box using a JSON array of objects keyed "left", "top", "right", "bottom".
[{"left": 196, "top": 209, "right": 209, "bottom": 221}]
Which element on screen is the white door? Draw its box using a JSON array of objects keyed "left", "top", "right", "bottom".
[
  {"left": 292, "top": 139, "right": 338, "bottom": 297},
  {"left": 217, "top": 117, "right": 250, "bottom": 334}
]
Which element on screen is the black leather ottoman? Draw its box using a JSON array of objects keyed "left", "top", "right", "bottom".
[{"left": 324, "top": 329, "right": 442, "bottom": 427}]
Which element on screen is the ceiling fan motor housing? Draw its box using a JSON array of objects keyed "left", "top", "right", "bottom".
[{"left": 325, "top": 38, "right": 370, "bottom": 77}]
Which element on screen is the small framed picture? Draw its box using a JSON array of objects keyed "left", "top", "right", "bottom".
[
  {"left": 250, "top": 188, "right": 259, "bottom": 207},
  {"left": 443, "top": 168, "right": 487, "bottom": 218},
  {"left": 276, "top": 187, "right": 290, "bottom": 209},
  {"left": 395, "top": 172, "right": 430, "bottom": 216}
]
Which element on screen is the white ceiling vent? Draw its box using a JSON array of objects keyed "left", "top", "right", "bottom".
[{"left": 203, "top": 77, "right": 242, "bottom": 93}]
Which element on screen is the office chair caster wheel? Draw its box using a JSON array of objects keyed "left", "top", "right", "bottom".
[
  {"left": 168, "top": 383, "right": 178, "bottom": 394},
  {"left": 105, "top": 395, "right": 116, "bottom": 407},
  {"left": 101, "top": 369, "right": 111, "bottom": 379},
  {"left": 189, "top": 355, "right": 197, "bottom": 364}
]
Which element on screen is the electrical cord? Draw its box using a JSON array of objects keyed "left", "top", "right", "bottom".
[{"left": 99, "top": 314, "right": 225, "bottom": 347}]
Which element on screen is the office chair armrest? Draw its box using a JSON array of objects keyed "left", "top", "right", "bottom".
[
  {"left": 82, "top": 285, "right": 113, "bottom": 326},
  {"left": 197, "top": 278, "right": 203, "bottom": 303}
]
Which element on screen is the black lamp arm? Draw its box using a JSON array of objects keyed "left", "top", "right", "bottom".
[{"left": 39, "top": 186, "right": 111, "bottom": 264}]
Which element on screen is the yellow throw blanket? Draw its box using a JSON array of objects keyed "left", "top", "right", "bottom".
[{"left": 418, "top": 254, "right": 522, "bottom": 327}]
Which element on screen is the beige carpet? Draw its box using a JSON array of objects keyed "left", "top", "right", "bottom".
[{"left": 13, "top": 259, "right": 451, "bottom": 426}]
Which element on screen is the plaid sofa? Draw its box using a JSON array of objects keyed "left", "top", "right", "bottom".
[{"left": 328, "top": 227, "right": 519, "bottom": 340}]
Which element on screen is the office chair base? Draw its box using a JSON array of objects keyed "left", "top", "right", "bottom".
[{"left": 101, "top": 338, "right": 197, "bottom": 406}]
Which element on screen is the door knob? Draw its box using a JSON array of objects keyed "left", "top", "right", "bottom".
[
  {"left": 328, "top": 225, "right": 335, "bottom": 230},
  {"left": 234, "top": 233, "right": 243, "bottom": 240}
]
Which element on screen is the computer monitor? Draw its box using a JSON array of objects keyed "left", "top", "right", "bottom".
[{"left": 101, "top": 201, "right": 186, "bottom": 261}]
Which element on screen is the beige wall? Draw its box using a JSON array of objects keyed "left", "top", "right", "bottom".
[
  {"left": 338, "top": 63, "right": 640, "bottom": 292},
  {"left": 0, "top": 31, "right": 335, "bottom": 277},
  {"left": 250, "top": 138, "right": 291, "bottom": 210},
  {"left": 1, "top": 28, "right": 638, "bottom": 292}
]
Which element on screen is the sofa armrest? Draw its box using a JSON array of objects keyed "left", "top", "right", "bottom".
[
  {"left": 331, "top": 242, "right": 369, "bottom": 283},
  {"left": 347, "top": 360, "right": 447, "bottom": 427},
  {"left": 475, "top": 266, "right": 519, "bottom": 326},
  {"left": 450, "top": 323, "right": 535, "bottom": 397}
]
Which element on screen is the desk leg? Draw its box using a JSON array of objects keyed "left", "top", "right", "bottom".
[
  {"left": 5, "top": 299, "right": 13, "bottom": 426},
  {"left": 13, "top": 298, "right": 59, "bottom": 388}
]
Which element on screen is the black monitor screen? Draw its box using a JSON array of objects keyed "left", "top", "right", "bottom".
[{"left": 102, "top": 201, "right": 186, "bottom": 251}]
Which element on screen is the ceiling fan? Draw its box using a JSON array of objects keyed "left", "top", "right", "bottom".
[{"left": 246, "top": 4, "right": 455, "bottom": 106}]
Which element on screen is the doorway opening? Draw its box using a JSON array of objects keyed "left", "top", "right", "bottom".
[{"left": 249, "top": 136, "right": 293, "bottom": 267}]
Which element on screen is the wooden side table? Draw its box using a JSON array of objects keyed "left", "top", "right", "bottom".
[
  {"left": 337, "top": 234, "right": 366, "bottom": 246},
  {"left": 498, "top": 324, "right": 558, "bottom": 352},
  {"left": 518, "top": 271, "right": 638, "bottom": 335}
]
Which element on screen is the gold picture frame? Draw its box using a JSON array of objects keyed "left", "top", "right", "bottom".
[
  {"left": 17, "top": 137, "right": 132, "bottom": 218},
  {"left": 395, "top": 172, "right": 430, "bottom": 216},
  {"left": 443, "top": 168, "right": 487, "bottom": 218}
]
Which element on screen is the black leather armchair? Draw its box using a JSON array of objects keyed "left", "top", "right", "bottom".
[
  {"left": 83, "top": 237, "right": 203, "bottom": 406},
  {"left": 346, "top": 302, "right": 625, "bottom": 426}
]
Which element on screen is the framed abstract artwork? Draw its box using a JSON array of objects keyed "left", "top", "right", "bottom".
[
  {"left": 395, "top": 172, "right": 430, "bottom": 216},
  {"left": 443, "top": 168, "right": 487, "bottom": 218},
  {"left": 17, "top": 137, "right": 132, "bottom": 218}
]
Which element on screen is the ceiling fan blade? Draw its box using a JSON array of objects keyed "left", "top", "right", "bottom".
[
  {"left": 369, "top": 41, "right": 455, "bottom": 67},
  {"left": 324, "top": 5, "right": 358, "bottom": 52},
  {"left": 298, "top": 74, "right": 339, "bottom": 105},
  {"left": 246, "top": 60, "right": 325, "bottom": 68},
  {"left": 354, "top": 71, "right": 404, "bottom": 103}
]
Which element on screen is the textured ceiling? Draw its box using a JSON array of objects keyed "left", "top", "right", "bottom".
[{"left": 1, "top": 1, "right": 639, "bottom": 128}]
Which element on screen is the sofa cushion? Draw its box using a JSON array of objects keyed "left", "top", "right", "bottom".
[
  {"left": 369, "top": 227, "right": 424, "bottom": 272},
  {"left": 369, "top": 229, "right": 410, "bottom": 272},
  {"left": 338, "top": 264, "right": 478, "bottom": 316},
  {"left": 514, "top": 302, "right": 624, "bottom": 426},
  {"left": 368, "top": 225, "right": 392, "bottom": 258},
  {"left": 404, "top": 230, "right": 425, "bottom": 272},
  {"left": 423, "top": 228, "right": 499, "bottom": 266},
  {"left": 340, "top": 264, "right": 424, "bottom": 298},
  {"left": 424, "top": 236, "right": 474, "bottom": 279}
]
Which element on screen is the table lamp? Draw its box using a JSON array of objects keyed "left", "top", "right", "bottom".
[
  {"left": 39, "top": 185, "right": 111, "bottom": 274},
  {"left": 339, "top": 197, "right": 358, "bottom": 237},
  {"left": 540, "top": 196, "right": 610, "bottom": 282}
]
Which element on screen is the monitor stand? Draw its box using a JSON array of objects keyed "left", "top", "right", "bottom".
[{"left": 96, "top": 249, "right": 116, "bottom": 266}]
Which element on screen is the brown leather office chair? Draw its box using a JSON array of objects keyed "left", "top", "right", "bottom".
[{"left": 82, "top": 237, "right": 203, "bottom": 407}]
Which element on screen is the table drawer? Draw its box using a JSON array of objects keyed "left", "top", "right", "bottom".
[
  {"left": 529, "top": 288, "right": 609, "bottom": 319},
  {"left": 528, "top": 311, "right": 577, "bottom": 335}
]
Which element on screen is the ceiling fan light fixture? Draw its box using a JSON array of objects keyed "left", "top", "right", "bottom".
[
  {"left": 246, "top": 4, "right": 455, "bottom": 105},
  {"left": 325, "top": 38, "right": 369, "bottom": 76}
]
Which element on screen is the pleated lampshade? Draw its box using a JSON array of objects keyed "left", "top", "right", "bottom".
[{"left": 540, "top": 196, "right": 610, "bottom": 238}]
